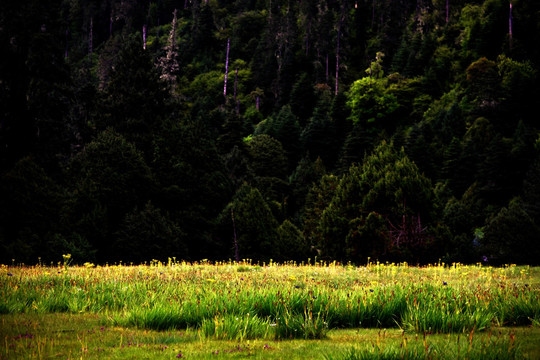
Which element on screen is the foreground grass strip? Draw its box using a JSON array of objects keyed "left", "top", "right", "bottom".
[{"left": 1, "top": 314, "right": 539, "bottom": 359}]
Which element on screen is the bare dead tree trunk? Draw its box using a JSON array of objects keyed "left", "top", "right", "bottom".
[
  {"left": 88, "top": 17, "right": 93, "bottom": 56},
  {"left": 65, "top": 28, "right": 69, "bottom": 58},
  {"left": 305, "top": 19, "right": 311, "bottom": 56},
  {"left": 224, "top": 38, "right": 230, "bottom": 99},
  {"left": 335, "top": 2, "right": 347, "bottom": 95},
  {"left": 326, "top": 53, "right": 329, "bottom": 84},
  {"left": 143, "top": 24, "right": 147, "bottom": 49},
  {"left": 335, "top": 44, "right": 339, "bottom": 95},
  {"left": 231, "top": 208, "right": 239, "bottom": 263},
  {"left": 509, "top": 1, "right": 513, "bottom": 49},
  {"left": 109, "top": 12, "right": 113, "bottom": 38},
  {"left": 234, "top": 68, "right": 238, "bottom": 103},
  {"left": 256, "top": 95, "right": 260, "bottom": 112},
  {"left": 446, "top": 0, "right": 449, "bottom": 24},
  {"left": 372, "top": 0, "right": 375, "bottom": 28}
]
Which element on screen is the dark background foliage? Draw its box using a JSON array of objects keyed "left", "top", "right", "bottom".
[{"left": 1, "top": 0, "right": 539, "bottom": 265}]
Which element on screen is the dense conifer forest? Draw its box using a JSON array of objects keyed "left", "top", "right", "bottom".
[{"left": 1, "top": 0, "right": 539, "bottom": 265}]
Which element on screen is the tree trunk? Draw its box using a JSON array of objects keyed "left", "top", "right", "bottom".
[
  {"left": 232, "top": 208, "right": 239, "bottom": 263},
  {"left": 65, "top": 28, "right": 69, "bottom": 58},
  {"left": 143, "top": 24, "right": 147, "bottom": 49},
  {"left": 372, "top": 0, "right": 375, "bottom": 28},
  {"left": 109, "top": 12, "right": 113, "bottom": 38},
  {"left": 335, "top": 2, "right": 347, "bottom": 95},
  {"left": 509, "top": 2, "right": 513, "bottom": 49},
  {"left": 234, "top": 68, "right": 238, "bottom": 103},
  {"left": 224, "top": 38, "right": 230, "bottom": 99},
  {"left": 88, "top": 17, "right": 93, "bottom": 56},
  {"left": 326, "top": 53, "right": 329, "bottom": 84},
  {"left": 305, "top": 19, "right": 311, "bottom": 56}
]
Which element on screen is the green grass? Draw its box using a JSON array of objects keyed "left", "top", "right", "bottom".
[
  {"left": 1, "top": 261, "right": 539, "bottom": 358},
  {"left": 1, "top": 314, "right": 539, "bottom": 359}
]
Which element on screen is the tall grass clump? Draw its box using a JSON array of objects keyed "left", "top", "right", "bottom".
[
  {"left": 402, "top": 305, "right": 494, "bottom": 333},
  {"left": 200, "top": 314, "right": 271, "bottom": 340},
  {"left": 273, "top": 308, "right": 329, "bottom": 339},
  {"left": 492, "top": 284, "right": 540, "bottom": 326},
  {"left": 401, "top": 283, "right": 494, "bottom": 333},
  {"left": 326, "top": 287, "right": 407, "bottom": 328},
  {"left": 116, "top": 304, "right": 185, "bottom": 330}
]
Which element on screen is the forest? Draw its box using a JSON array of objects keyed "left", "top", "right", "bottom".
[{"left": 0, "top": 0, "right": 539, "bottom": 266}]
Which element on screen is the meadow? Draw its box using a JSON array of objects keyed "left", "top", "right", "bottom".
[{"left": 1, "top": 259, "right": 539, "bottom": 359}]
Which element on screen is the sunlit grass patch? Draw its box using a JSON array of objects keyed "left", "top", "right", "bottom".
[
  {"left": 1, "top": 261, "right": 539, "bottom": 358},
  {"left": 200, "top": 314, "right": 271, "bottom": 340}
]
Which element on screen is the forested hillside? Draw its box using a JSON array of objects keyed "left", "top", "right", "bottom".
[{"left": 1, "top": 0, "right": 539, "bottom": 265}]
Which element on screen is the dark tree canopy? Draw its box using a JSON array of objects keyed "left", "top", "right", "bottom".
[{"left": 1, "top": 0, "right": 539, "bottom": 265}]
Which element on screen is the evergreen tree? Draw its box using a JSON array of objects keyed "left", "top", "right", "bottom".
[
  {"left": 289, "top": 73, "right": 316, "bottom": 126},
  {"left": 275, "top": 220, "right": 309, "bottom": 262},
  {"left": 98, "top": 34, "right": 170, "bottom": 159},
  {"left": 65, "top": 128, "right": 155, "bottom": 262},
  {"left": 153, "top": 117, "right": 232, "bottom": 259},
  {"left": 303, "top": 174, "right": 339, "bottom": 256},
  {"left": 337, "top": 123, "right": 373, "bottom": 172},
  {"left": 267, "top": 105, "right": 302, "bottom": 171},
  {"left": 220, "top": 185, "right": 279, "bottom": 261},
  {"left": 247, "top": 134, "right": 288, "bottom": 179},
  {"left": 301, "top": 107, "right": 338, "bottom": 168},
  {"left": 0, "top": 157, "right": 64, "bottom": 263},
  {"left": 482, "top": 197, "right": 540, "bottom": 265},
  {"left": 289, "top": 156, "right": 326, "bottom": 222},
  {"left": 320, "top": 141, "right": 437, "bottom": 263},
  {"left": 114, "top": 202, "right": 186, "bottom": 264},
  {"left": 522, "top": 149, "right": 540, "bottom": 223}
]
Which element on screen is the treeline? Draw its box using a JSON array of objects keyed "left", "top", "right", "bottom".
[{"left": 1, "top": 0, "right": 539, "bottom": 265}]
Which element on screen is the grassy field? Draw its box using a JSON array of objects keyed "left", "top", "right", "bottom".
[{"left": 1, "top": 260, "right": 539, "bottom": 359}]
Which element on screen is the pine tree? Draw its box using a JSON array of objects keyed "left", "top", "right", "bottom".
[
  {"left": 0, "top": 157, "right": 64, "bottom": 263},
  {"left": 152, "top": 117, "right": 232, "bottom": 259},
  {"left": 247, "top": 134, "right": 289, "bottom": 179},
  {"left": 220, "top": 186, "right": 279, "bottom": 261},
  {"left": 65, "top": 128, "right": 155, "bottom": 262},
  {"left": 482, "top": 197, "right": 540, "bottom": 265},
  {"left": 303, "top": 174, "right": 339, "bottom": 256},
  {"left": 98, "top": 34, "right": 170, "bottom": 158},
  {"left": 275, "top": 220, "right": 309, "bottom": 262},
  {"left": 289, "top": 73, "right": 316, "bottom": 126},
  {"left": 114, "top": 202, "right": 186, "bottom": 264},
  {"left": 320, "top": 141, "right": 437, "bottom": 262}
]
